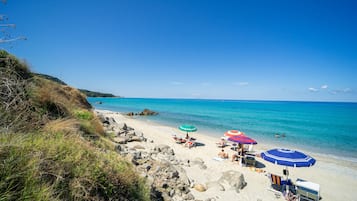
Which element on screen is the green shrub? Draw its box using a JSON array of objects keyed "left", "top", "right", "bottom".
[{"left": 73, "top": 110, "right": 93, "bottom": 120}]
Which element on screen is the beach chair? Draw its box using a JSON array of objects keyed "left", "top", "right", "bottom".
[
  {"left": 295, "top": 179, "right": 320, "bottom": 201},
  {"left": 244, "top": 154, "right": 256, "bottom": 167},
  {"left": 172, "top": 135, "right": 186, "bottom": 144},
  {"left": 231, "top": 143, "right": 238, "bottom": 151},
  {"left": 268, "top": 173, "right": 292, "bottom": 192},
  {"left": 185, "top": 139, "right": 196, "bottom": 148}
]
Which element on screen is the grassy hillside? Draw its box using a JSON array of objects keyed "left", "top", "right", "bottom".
[
  {"left": 0, "top": 50, "right": 150, "bottom": 201},
  {"left": 34, "top": 73, "right": 117, "bottom": 97}
]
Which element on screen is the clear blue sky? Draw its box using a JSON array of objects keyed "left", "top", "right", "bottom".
[{"left": 2, "top": 0, "right": 357, "bottom": 102}]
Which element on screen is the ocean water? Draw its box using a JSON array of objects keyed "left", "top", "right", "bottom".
[{"left": 88, "top": 98, "right": 357, "bottom": 162}]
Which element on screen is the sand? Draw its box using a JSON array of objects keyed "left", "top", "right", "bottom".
[{"left": 97, "top": 109, "right": 357, "bottom": 201}]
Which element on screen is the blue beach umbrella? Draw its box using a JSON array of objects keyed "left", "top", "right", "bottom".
[
  {"left": 261, "top": 148, "right": 316, "bottom": 193},
  {"left": 178, "top": 124, "right": 197, "bottom": 135},
  {"left": 261, "top": 148, "right": 316, "bottom": 167}
]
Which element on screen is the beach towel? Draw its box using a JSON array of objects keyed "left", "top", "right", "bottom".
[{"left": 213, "top": 157, "right": 225, "bottom": 161}]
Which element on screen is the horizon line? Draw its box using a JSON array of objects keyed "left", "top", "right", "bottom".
[{"left": 88, "top": 96, "right": 357, "bottom": 104}]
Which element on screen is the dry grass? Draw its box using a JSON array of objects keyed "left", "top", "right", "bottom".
[
  {"left": 43, "top": 118, "right": 79, "bottom": 135},
  {"left": 1, "top": 51, "right": 150, "bottom": 201},
  {"left": 31, "top": 77, "right": 91, "bottom": 119},
  {"left": 0, "top": 132, "right": 150, "bottom": 201}
]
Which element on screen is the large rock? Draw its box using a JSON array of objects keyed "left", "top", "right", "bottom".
[
  {"left": 154, "top": 144, "right": 175, "bottom": 155},
  {"left": 126, "top": 112, "right": 134, "bottom": 116},
  {"left": 97, "top": 114, "right": 106, "bottom": 123},
  {"left": 133, "top": 145, "right": 145, "bottom": 150},
  {"left": 218, "top": 170, "right": 247, "bottom": 193},
  {"left": 183, "top": 193, "right": 195, "bottom": 200},
  {"left": 126, "top": 109, "right": 158, "bottom": 116},
  {"left": 139, "top": 108, "right": 158, "bottom": 116},
  {"left": 113, "top": 136, "right": 129, "bottom": 144}
]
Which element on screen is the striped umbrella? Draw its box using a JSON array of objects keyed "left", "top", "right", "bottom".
[
  {"left": 228, "top": 134, "right": 257, "bottom": 145},
  {"left": 261, "top": 148, "right": 316, "bottom": 193},
  {"left": 261, "top": 148, "right": 316, "bottom": 167},
  {"left": 224, "top": 130, "right": 244, "bottom": 137},
  {"left": 178, "top": 124, "right": 197, "bottom": 134}
]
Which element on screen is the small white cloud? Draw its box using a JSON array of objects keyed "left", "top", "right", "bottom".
[
  {"left": 170, "top": 81, "right": 183, "bottom": 85},
  {"left": 308, "top": 87, "right": 319, "bottom": 92},
  {"left": 321, "top": 85, "right": 328, "bottom": 89},
  {"left": 343, "top": 88, "right": 351, "bottom": 92},
  {"left": 233, "top": 82, "right": 249, "bottom": 86}
]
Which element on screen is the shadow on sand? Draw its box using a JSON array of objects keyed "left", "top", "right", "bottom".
[
  {"left": 194, "top": 142, "right": 205, "bottom": 147},
  {"left": 255, "top": 161, "right": 266, "bottom": 168}
]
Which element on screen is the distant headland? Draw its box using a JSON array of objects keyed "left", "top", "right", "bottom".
[{"left": 34, "top": 73, "right": 118, "bottom": 97}]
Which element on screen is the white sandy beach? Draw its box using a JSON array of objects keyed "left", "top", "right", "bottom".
[{"left": 97, "top": 109, "right": 357, "bottom": 201}]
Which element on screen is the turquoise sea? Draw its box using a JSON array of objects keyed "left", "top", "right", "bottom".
[{"left": 88, "top": 98, "right": 357, "bottom": 162}]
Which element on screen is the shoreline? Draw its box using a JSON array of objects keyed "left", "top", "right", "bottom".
[
  {"left": 96, "top": 109, "right": 357, "bottom": 201},
  {"left": 90, "top": 97, "right": 357, "bottom": 162},
  {"left": 123, "top": 111, "right": 357, "bottom": 168}
]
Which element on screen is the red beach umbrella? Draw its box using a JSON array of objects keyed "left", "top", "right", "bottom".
[
  {"left": 224, "top": 130, "right": 244, "bottom": 137},
  {"left": 228, "top": 134, "right": 257, "bottom": 145}
]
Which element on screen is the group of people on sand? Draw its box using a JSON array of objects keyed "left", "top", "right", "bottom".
[
  {"left": 173, "top": 133, "right": 196, "bottom": 148},
  {"left": 217, "top": 142, "right": 245, "bottom": 161}
]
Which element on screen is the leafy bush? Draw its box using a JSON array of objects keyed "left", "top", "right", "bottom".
[{"left": 73, "top": 110, "right": 93, "bottom": 120}]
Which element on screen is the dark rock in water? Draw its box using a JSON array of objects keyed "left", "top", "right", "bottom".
[
  {"left": 281, "top": 133, "right": 286, "bottom": 137},
  {"left": 127, "top": 112, "right": 134, "bottom": 116},
  {"left": 126, "top": 109, "right": 158, "bottom": 116},
  {"left": 95, "top": 101, "right": 103, "bottom": 104},
  {"left": 139, "top": 108, "right": 158, "bottom": 116}
]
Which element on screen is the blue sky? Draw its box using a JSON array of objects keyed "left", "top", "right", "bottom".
[{"left": 2, "top": 0, "right": 357, "bottom": 102}]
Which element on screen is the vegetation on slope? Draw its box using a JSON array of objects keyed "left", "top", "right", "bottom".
[
  {"left": 34, "top": 73, "right": 117, "bottom": 97},
  {"left": 0, "top": 50, "right": 150, "bottom": 201},
  {"left": 78, "top": 89, "right": 117, "bottom": 98}
]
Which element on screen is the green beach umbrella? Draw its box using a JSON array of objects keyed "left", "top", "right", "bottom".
[{"left": 179, "top": 124, "right": 197, "bottom": 134}]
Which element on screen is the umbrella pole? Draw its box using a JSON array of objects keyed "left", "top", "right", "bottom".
[{"left": 285, "top": 166, "right": 289, "bottom": 194}]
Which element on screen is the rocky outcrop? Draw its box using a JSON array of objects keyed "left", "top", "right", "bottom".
[
  {"left": 97, "top": 111, "right": 248, "bottom": 200},
  {"left": 139, "top": 109, "right": 158, "bottom": 116},
  {"left": 217, "top": 170, "right": 247, "bottom": 193},
  {"left": 126, "top": 109, "right": 158, "bottom": 116},
  {"left": 96, "top": 111, "right": 194, "bottom": 201}
]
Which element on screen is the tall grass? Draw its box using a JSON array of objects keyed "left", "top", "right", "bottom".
[
  {"left": 1, "top": 51, "right": 150, "bottom": 201},
  {"left": 0, "top": 132, "right": 150, "bottom": 201}
]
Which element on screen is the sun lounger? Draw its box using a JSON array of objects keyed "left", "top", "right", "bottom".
[
  {"left": 268, "top": 173, "right": 292, "bottom": 192},
  {"left": 185, "top": 140, "right": 196, "bottom": 148},
  {"left": 295, "top": 179, "right": 320, "bottom": 201},
  {"left": 231, "top": 143, "right": 238, "bottom": 151},
  {"left": 244, "top": 155, "right": 256, "bottom": 167},
  {"left": 172, "top": 135, "right": 186, "bottom": 144}
]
